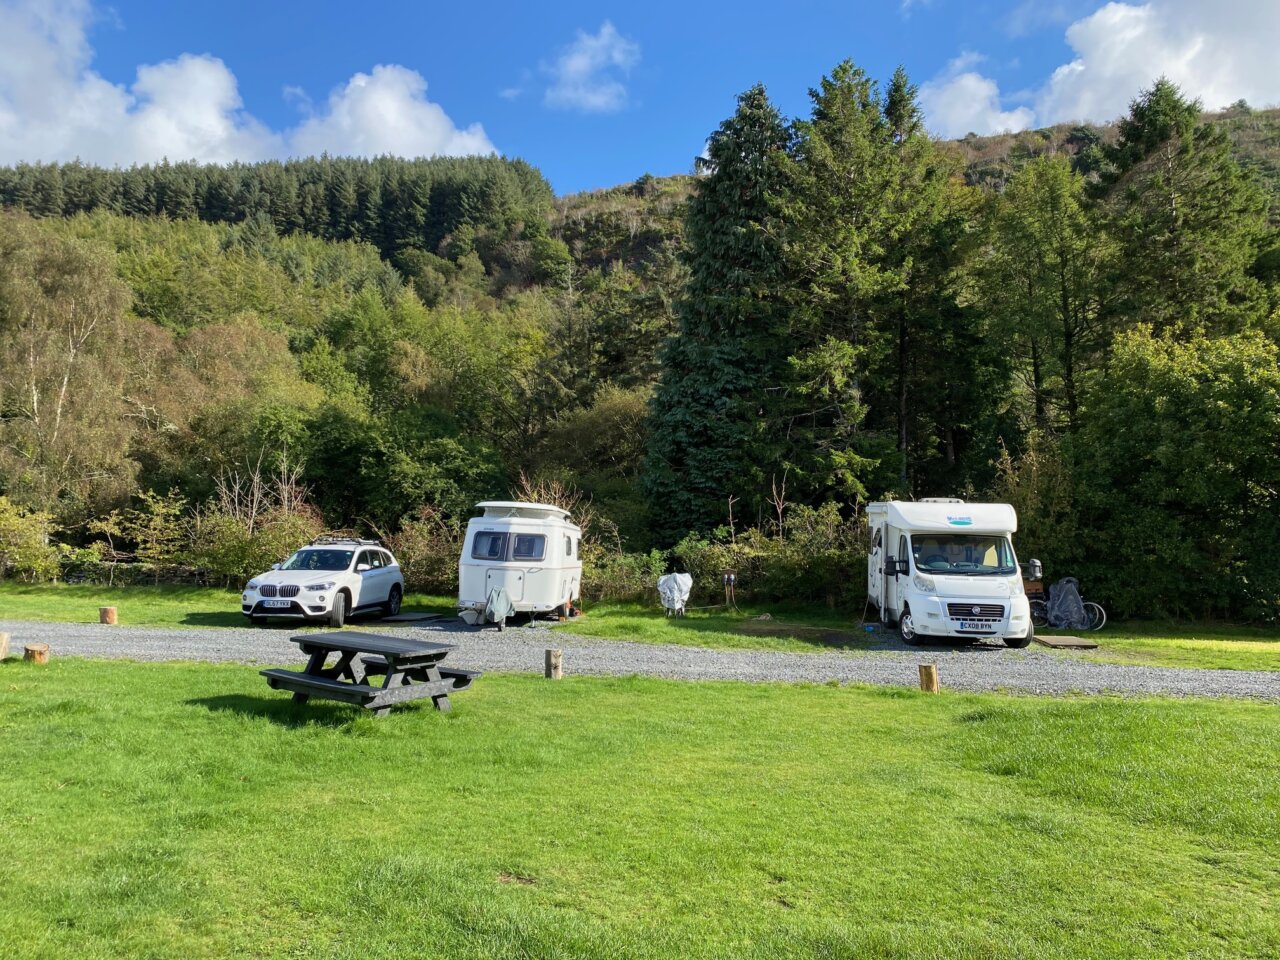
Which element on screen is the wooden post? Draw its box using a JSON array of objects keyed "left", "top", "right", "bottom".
[
  {"left": 99, "top": 606, "right": 118, "bottom": 625},
  {"left": 544, "top": 648, "right": 563, "bottom": 680},
  {"left": 24, "top": 643, "right": 49, "bottom": 665},
  {"left": 0, "top": 631, "right": 9, "bottom": 660},
  {"left": 918, "top": 664, "right": 939, "bottom": 694}
]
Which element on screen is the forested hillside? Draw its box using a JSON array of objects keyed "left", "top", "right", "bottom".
[{"left": 1, "top": 71, "right": 1278, "bottom": 619}]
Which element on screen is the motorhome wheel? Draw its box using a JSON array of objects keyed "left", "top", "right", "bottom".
[
  {"left": 1005, "top": 624, "right": 1034, "bottom": 649},
  {"left": 898, "top": 608, "right": 919, "bottom": 645}
]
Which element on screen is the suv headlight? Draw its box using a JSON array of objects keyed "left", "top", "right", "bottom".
[
  {"left": 912, "top": 573, "right": 935, "bottom": 593},
  {"left": 246, "top": 579, "right": 261, "bottom": 591},
  {"left": 306, "top": 581, "right": 336, "bottom": 592}
]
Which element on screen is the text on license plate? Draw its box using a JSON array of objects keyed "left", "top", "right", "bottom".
[
  {"left": 960, "top": 620, "right": 994, "bottom": 631},
  {"left": 263, "top": 599, "right": 292, "bottom": 608}
]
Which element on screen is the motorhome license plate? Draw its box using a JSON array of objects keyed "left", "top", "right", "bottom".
[
  {"left": 263, "top": 600, "right": 291, "bottom": 608},
  {"left": 960, "top": 620, "right": 992, "bottom": 631}
]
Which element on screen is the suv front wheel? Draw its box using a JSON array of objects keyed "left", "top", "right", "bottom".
[{"left": 330, "top": 591, "right": 349, "bottom": 628}]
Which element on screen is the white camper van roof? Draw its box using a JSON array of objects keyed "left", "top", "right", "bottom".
[
  {"left": 868, "top": 500, "right": 1017, "bottom": 534},
  {"left": 475, "top": 501, "right": 571, "bottom": 520}
]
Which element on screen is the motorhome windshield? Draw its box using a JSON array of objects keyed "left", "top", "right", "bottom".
[{"left": 911, "top": 535, "right": 1016, "bottom": 575}]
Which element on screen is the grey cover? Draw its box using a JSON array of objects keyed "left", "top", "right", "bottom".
[
  {"left": 657, "top": 573, "right": 693, "bottom": 613},
  {"left": 484, "top": 586, "right": 514, "bottom": 625},
  {"left": 1047, "top": 577, "right": 1088, "bottom": 630}
]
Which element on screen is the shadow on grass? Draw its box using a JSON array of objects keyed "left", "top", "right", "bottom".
[{"left": 187, "top": 693, "right": 364, "bottom": 727}]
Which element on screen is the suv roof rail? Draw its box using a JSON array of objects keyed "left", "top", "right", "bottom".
[{"left": 308, "top": 536, "right": 384, "bottom": 547}]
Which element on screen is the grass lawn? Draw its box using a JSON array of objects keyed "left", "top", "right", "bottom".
[
  {"left": 0, "top": 582, "right": 454, "bottom": 628},
  {"left": 1, "top": 660, "right": 1278, "bottom": 959}
]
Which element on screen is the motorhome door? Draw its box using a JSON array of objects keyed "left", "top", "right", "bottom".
[{"left": 868, "top": 525, "right": 884, "bottom": 613}]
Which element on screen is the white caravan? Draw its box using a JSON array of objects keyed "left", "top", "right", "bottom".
[
  {"left": 457, "top": 501, "right": 582, "bottom": 627},
  {"left": 866, "top": 499, "right": 1040, "bottom": 647}
]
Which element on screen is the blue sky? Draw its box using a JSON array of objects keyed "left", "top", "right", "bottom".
[{"left": 1, "top": 0, "right": 1277, "bottom": 194}]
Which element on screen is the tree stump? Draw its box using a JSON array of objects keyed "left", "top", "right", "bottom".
[
  {"left": 99, "top": 606, "right": 118, "bottom": 625},
  {"left": 918, "top": 664, "right": 939, "bottom": 694},
  {"left": 0, "top": 631, "right": 9, "bottom": 660},
  {"left": 545, "top": 648, "right": 563, "bottom": 680},
  {"left": 24, "top": 643, "right": 50, "bottom": 665}
]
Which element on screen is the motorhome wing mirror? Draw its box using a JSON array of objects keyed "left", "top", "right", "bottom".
[
  {"left": 1026, "top": 559, "right": 1044, "bottom": 581},
  {"left": 885, "top": 557, "right": 909, "bottom": 577}
]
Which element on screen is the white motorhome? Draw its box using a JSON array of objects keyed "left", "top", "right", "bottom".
[
  {"left": 866, "top": 499, "right": 1040, "bottom": 647},
  {"left": 457, "top": 501, "right": 582, "bottom": 628}
]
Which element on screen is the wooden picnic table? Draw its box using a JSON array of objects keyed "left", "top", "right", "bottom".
[{"left": 261, "top": 631, "right": 480, "bottom": 716}]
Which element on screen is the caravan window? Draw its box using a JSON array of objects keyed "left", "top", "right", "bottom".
[
  {"left": 512, "top": 534, "right": 546, "bottom": 561},
  {"left": 472, "top": 532, "right": 508, "bottom": 560},
  {"left": 565, "top": 535, "right": 573, "bottom": 557}
]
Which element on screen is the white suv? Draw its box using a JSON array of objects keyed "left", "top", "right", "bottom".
[{"left": 241, "top": 539, "right": 405, "bottom": 627}]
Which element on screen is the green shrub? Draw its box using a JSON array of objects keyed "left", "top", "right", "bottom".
[
  {"left": 0, "top": 496, "right": 60, "bottom": 582},
  {"left": 673, "top": 503, "right": 867, "bottom": 608},
  {"left": 582, "top": 548, "right": 668, "bottom": 602},
  {"left": 384, "top": 507, "right": 462, "bottom": 594}
]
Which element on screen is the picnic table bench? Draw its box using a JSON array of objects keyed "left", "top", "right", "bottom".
[{"left": 261, "top": 631, "right": 480, "bottom": 716}]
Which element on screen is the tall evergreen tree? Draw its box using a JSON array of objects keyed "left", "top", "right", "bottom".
[
  {"left": 644, "top": 85, "right": 791, "bottom": 539},
  {"left": 1101, "top": 79, "right": 1270, "bottom": 335}
]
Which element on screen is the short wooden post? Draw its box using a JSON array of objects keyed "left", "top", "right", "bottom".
[
  {"left": 544, "top": 648, "right": 562, "bottom": 680},
  {"left": 99, "top": 606, "right": 118, "bottom": 625},
  {"left": 918, "top": 663, "right": 939, "bottom": 694},
  {"left": 0, "top": 631, "right": 9, "bottom": 660},
  {"left": 24, "top": 642, "right": 49, "bottom": 665}
]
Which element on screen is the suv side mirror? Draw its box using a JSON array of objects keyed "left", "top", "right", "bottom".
[
  {"left": 270, "top": 563, "right": 281, "bottom": 570},
  {"left": 1024, "top": 559, "right": 1043, "bottom": 581},
  {"left": 356, "top": 563, "right": 371, "bottom": 572}
]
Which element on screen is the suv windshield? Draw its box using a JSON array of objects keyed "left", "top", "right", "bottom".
[
  {"left": 281, "top": 549, "right": 353, "bottom": 572},
  {"left": 911, "top": 535, "right": 1016, "bottom": 575}
]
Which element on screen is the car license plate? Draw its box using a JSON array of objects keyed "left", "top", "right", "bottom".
[
  {"left": 960, "top": 620, "right": 992, "bottom": 631},
  {"left": 263, "top": 599, "right": 291, "bottom": 609}
]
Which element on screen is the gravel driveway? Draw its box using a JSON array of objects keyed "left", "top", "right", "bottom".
[{"left": 2, "top": 617, "right": 1277, "bottom": 701}]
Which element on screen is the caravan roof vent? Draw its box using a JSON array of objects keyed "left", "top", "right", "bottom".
[{"left": 919, "top": 497, "right": 965, "bottom": 504}]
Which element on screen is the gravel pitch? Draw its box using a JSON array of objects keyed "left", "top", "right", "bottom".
[{"left": 3, "top": 617, "right": 1278, "bottom": 701}]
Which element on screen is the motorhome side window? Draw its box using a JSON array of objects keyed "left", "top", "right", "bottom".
[
  {"left": 472, "top": 532, "right": 508, "bottom": 560},
  {"left": 512, "top": 534, "right": 546, "bottom": 561}
]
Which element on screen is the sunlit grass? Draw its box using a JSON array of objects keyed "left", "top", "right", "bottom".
[{"left": 0, "top": 659, "right": 1276, "bottom": 959}]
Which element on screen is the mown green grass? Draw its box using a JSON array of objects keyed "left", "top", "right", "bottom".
[
  {"left": 0, "top": 659, "right": 1277, "bottom": 959},
  {"left": 0, "top": 582, "right": 453, "bottom": 627}
]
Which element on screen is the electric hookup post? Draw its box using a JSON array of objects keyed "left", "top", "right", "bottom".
[{"left": 723, "top": 571, "right": 739, "bottom": 611}]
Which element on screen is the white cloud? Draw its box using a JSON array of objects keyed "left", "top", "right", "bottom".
[
  {"left": 0, "top": 0, "right": 495, "bottom": 166},
  {"left": 923, "top": 1, "right": 1280, "bottom": 139},
  {"left": 1036, "top": 0, "right": 1280, "bottom": 123},
  {"left": 290, "top": 66, "right": 494, "bottom": 158},
  {"left": 543, "top": 21, "right": 640, "bottom": 113},
  {"left": 920, "top": 54, "right": 1035, "bottom": 138}
]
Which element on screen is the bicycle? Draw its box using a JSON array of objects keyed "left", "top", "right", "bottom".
[{"left": 1029, "top": 596, "right": 1106, "bottom": 630}]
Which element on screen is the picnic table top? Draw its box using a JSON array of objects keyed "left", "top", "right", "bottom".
[{"left": 291, "top": 631, "right": 456, "bottom": 658}]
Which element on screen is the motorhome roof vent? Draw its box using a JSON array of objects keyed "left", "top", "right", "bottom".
[{"left": 919, "top": 497, "right": 965, "bottom": 504}]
